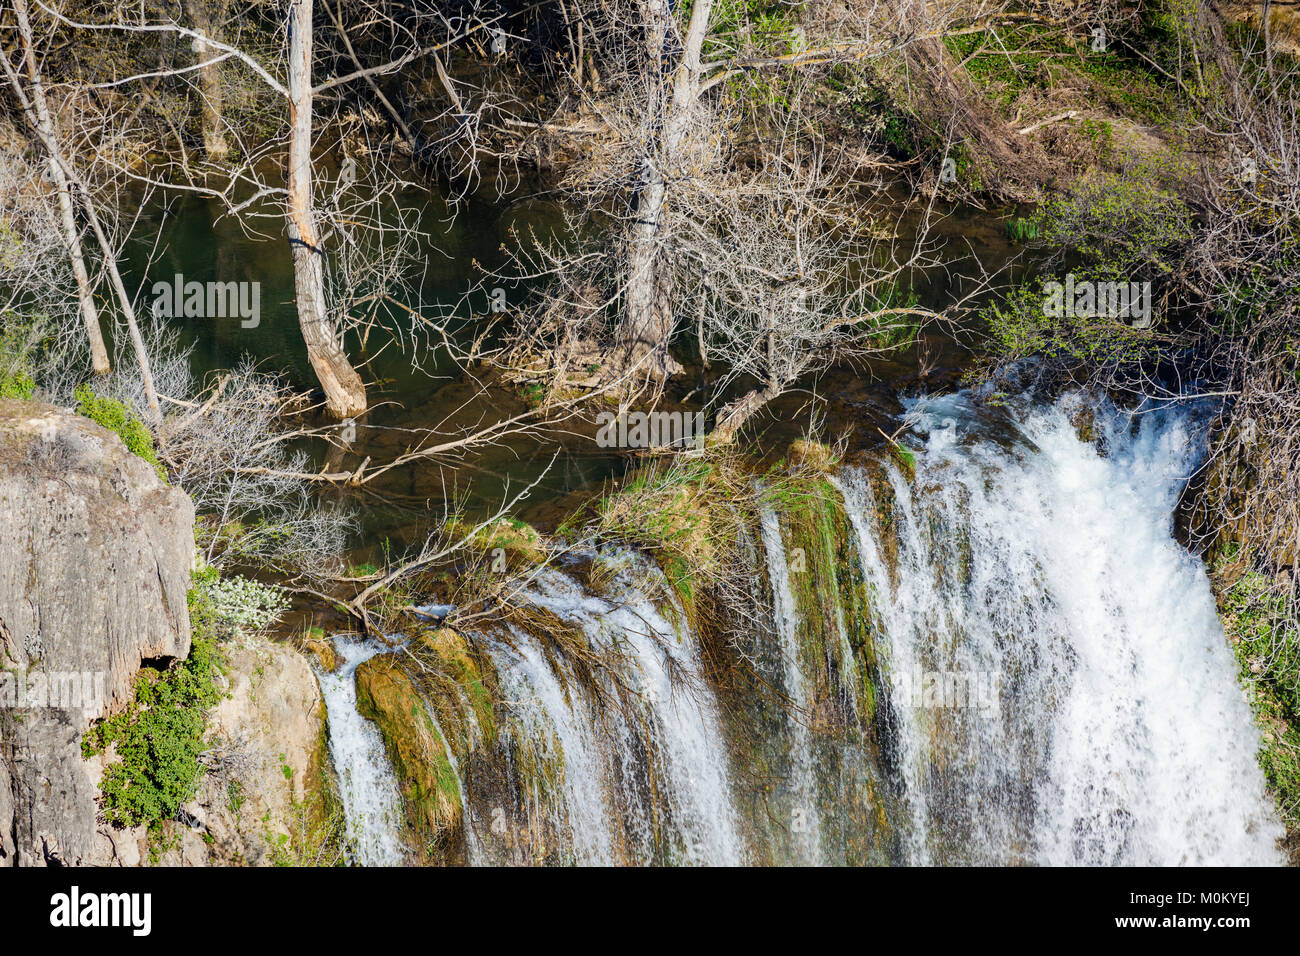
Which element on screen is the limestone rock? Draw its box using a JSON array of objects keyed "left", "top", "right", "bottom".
[
  {"left": 0, "top": 400, "right": 194, "bottom": 866},
  {"left": 184, "top": 640, "right": 331, "bottom": 866}
]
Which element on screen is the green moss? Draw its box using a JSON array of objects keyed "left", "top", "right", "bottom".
[
  {"left": 777, "top": 476, "right": 880, "bottom": 729},
  {"left": 354, "top": 653, "right": 465, "bottom": 858},
  {"left": 74, "top": 383, "right": 166, "bottom": 480},
  {"left": 588, "top": 456, "right": 728, "bottom": 612},
  {"left": 449, "top": 516, "right": 546, "bottom": 568},
  {"left": 888, "top": 443, "right": 916, "bottom": 482},
  {"left": 413, "top": 627, "right": 498, "bottom": 750}
]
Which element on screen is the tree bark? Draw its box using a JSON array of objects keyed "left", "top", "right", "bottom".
[
  {"left": 185, "top": 0, "right": 229, "bottom": 160},
  {"left": 69, "top": 175, "right": 162, "bottom": 421},
  {"left": 5, "top": 0, "right": 110, "bottom": 375},
  {"left": 614, "top": 0, "right": 715, "bottom": 381},
  {"left": 711, "top": 386, "right": 779, "bottom": 443},
  {"left": 286, "top": 0, "right": 366, "bottom": 418}
]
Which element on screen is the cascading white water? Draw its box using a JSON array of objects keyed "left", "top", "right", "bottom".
[
  {"left": 476, "top": 556, "right": 744, "bottom": 865},
  {"left": 321, "top": 388, "right": 1284, "bottom": 866},
  {"left": 759, "top": 504, "right": 825, "bottom": 865},
  {"left": 832, "top": 471, "right": 934, "bottom": 864},
  {"left": 317, "top": 637, "right": 407, "bottom": 866},
  {"left": 839, "top": 389, "right": 1285, "bottom": 865},
  {"left": 489, "top": 633, "right": 620, "bottom": 864}
]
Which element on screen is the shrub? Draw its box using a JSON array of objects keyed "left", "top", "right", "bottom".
[
  {"left": 83, "top": 620, "right": 224, "bottom": 828},
  {"left": 0, "top": 313, "right": 42, "bottom": 399},
  {"left": 0, "top": 371, "right": 34, "bottom": 400},
  {"left": 198, "top": 573, "right": 291, "bottom": 640},
  {"left": 1029, "top": 163, "right": 1193, "bottom": 276},
  {"left": 980, "top": 273, "right": 1159, "bottom": 366},
  {"left": 74, "top": 383, "right": 166, "bottom": 480}
]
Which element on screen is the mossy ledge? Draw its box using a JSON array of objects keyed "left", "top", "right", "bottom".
[{"left": 355, "top": 650, "right": 465, "bottom": 863}]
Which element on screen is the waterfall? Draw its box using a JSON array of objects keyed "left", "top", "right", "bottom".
[
  {"left": 317, "top": 637, "right": 406, "bottom": 866},
  {"left": 758, "top": 503, "right": 825, "bottom": 865},
  {"left": 832, "top": 471, "right": 934, "bottom": 864},
  {"left": 839, "top": 389, "right": 1284, "bottom": 865},
  {"left": 320, "top": 388, "right": 1284, "bottom": 866},
  {"left": 421, "top": 696, "right": 481, "bottom": 865},
  {"left": 487, "top": 633, "right": 620, "bottom": 864},
  {"left": 485, "top": 558, "right": 745, "bottom": 865}
]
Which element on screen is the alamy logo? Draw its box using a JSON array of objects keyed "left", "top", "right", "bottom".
[
  {"left": 1, "top": 669, "right": 105, "bottom": 711},
  {"left": 893, "top": 668, "right": 1002, "bottom": 717},
  {"left": 50, "top": 886, "right": 151, "bottom": 936},
  {"left": 1043, "top": 273, "right": 1152, "bottom": 328},
  {"left": 151, "top": 273, "right": 261, "bottom": 328},
  {"left": 595, "top": 410, "right": 705, "bottom": 449}
]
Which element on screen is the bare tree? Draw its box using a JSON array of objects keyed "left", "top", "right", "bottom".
[
  {"left": 1, "top": 0, "right": 109, "bottom": 374},
  {"left": 286, "top": 0, "right": 367, "bottom": 417},
  {"left": 0, "top": 142, "right": 83, "bottom": 376},
  {"left": 31, "top": 0, "right": 457, "bottom": 418},
  {"left": 183, "top": 0, "right": 231, "bottom": 159},
  {"left": 468, "top": 0, "right": 999, "bottom": 436}
]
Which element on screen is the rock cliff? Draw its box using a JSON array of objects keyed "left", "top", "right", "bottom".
[{"left": 0, "top": 399, "right": 194, "bottom": 865}]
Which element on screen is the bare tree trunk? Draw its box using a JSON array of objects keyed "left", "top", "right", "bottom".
[
  {"left": 4, "top": 0, "right": 110, "bottom": 375},
  {"left": 185, "top": 0, "right": 229, "bottom": 159},
  {"left": 69, "top": 175, "right": 162, "bottom": 421},
  {"left": 711, "top": 385, "right": 779, "bottom": 443},
  {"left": 286, "top": 0, "right": 366, "bottom": 418},
  {"left": 614, "top": 0, "right": 715, "bottom": 381}
]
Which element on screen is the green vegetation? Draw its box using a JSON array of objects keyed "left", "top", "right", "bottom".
[
  {"left": 0, "top": 315, "right": 41, "bottom": 399},
  {"left": 1004, "top": 216, "right": 1039, "bottom": 244},
  {"left": 586, "top": 455, "right": 729, "bottom": 612},
  {"left": 0, "top": 371, "right": 35, "bottom": 400},
  {"left": 84, "top": 561, "right": 291, "bottom": 834},
  {"left": 943, "top": 20, "right": 1191, "bottom": 125},
  {"left": 979, "top": 161, "right": 1191, "bottom": 369},
  {"left": 1030, "top": 161, "right": 1193, "bottom": 276},
  {"left": 74, "top": 383, "right": 166, "bottom": 480},
  {"left": 355, "top": 650, "right": 466, "bottom": 860},
  {"left": 1218, "top": 564, "right": 1300, "bottom": 849},
  {"left": 980, "top": 274, "right": 1158, "bottom": 367},
  {"left": 773, "top": 472, "right": 881, "bottom": 729},
  {"left": 450, "top": 515, "right": 547, "bottom": 568},
  {"left": 82, "top": 615, "right": 224, "bottom": 828},
  {"left": 944, "top": 24, "right": 1064, "bottom": 110}
]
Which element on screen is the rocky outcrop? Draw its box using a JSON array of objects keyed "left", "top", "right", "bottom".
[
  {"left": 171, "top": 640, "right": 333, "bottom": 866},
  {"left": 79, "top": 639, "right": 335, "bottom": 868},
  {"left": 0, "top": 399, "right": 195, "bottom": 865}
]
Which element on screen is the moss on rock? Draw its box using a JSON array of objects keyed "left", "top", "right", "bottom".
[{"left": 354, "top": 653, "right": 464, "bottom": 859}]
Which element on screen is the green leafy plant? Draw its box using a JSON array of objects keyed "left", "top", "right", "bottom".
[
  {"left": 1028, "top": 163, "right": 1193, "bottom": 276},
  {"left": 0, "top": 371, "right": 34, "bottom": 400},
  {"left": 74, "top": 383, "right": 166, "bottom": 480},
  {"left": 83, "top": 623, "right": 224, "bottom": 828},
  {"left": 980, "top": 273, "right": 1159, "bottom": 367}
]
